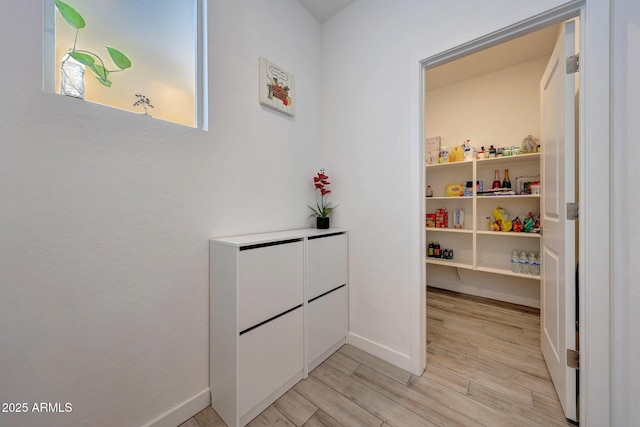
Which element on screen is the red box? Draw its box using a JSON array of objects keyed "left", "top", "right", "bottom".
[
  {"left": 436, "top": 208, "right": 448, "bottom": 228},
  {"left": 426, "top": 213, "right": 436, "bottom": 227}
]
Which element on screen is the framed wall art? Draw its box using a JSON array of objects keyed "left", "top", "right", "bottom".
[{"left": 259, "top": 57, "right": 295, "bottom": 116}]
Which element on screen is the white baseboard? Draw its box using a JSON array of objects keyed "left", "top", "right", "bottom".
[
  {"left": 145, "top": 388, "right": 210, "bottom": 427},
  {"left": 348, "top": 332, "right": 412, "bottom": 372}
]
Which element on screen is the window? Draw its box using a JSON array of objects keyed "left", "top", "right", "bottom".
[{"left": 44, "top": 0, "right": 207, "bottom": 129}]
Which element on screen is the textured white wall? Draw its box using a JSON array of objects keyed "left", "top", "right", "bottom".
[
  {"left": 611, "top": 0, "right": 640, "bottom": 424},
  {"left": 319, "top": 0, "right": 579, "bottom": 369},
  {"left": 0, "top": 1, "right": 320, "bottom": 426}
]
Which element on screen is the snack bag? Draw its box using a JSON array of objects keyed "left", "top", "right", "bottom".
[
  {"left": 523, "top": 212, "right": 535, "bottom": 233},
  {"left": 512, "top": 217, "right": 523, "bottom": 232},
  {"left": 493, "top": 206, "right": 513, "bottom": 232}
]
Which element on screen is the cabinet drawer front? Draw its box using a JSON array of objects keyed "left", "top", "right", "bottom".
[
  {"left": 307, "top": 233, "right": 347, "bottom": 300},
  {"left": 308, "top": 286, "right": 348, "bottom": 366},
  {"left": 238, "top": 240, "right": 304, "bottom": 331},
  {"left": 238, "top": 307, "right": 304, "bottom": 416}
]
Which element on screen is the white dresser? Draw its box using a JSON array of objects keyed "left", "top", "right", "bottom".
[{"left": 209, "top": 228, "right": 348, "bottom": 427}]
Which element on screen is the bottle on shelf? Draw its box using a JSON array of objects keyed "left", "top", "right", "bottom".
[
  {"left": 489, "top": 145, "right": 497, "bottom": 158},
  {"left": 478, "top": 146, "right": 485, "bottom": 159},
  {"left": 492, "top": 169, "right": 501, "bottom": 189},
  {"left": 528, "top": 252, "right": 537, "bottom": 275},
  {"left": 428, "top": 242, "right": 434, "bottom": 257},
  {"left": 519, "top": 250, "right": 528, "bottom": 274},
  {"left": 434, "top": 242, "right": 441, "bottom": 258},
  {"left": 502, "top": 168, "right": 511, "bottom": 189},
  {"left": 511, "top": 250, "right": 520, "bottom": 273},
  {"left": 426, "top": 185, "right": 433, "bottom": 197},
  {"left": 440, "top": 147, "right": 449, "bottom": 163}
]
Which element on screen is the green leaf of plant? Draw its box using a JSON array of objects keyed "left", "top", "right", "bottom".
[
  {"left": 95, "top": 76, "right": 112, "bottom": 87},
  {"left": 106, "top": 47, "right": 132, "bottom": 70},
  {"left": 54, "top": 0, "right": 85, "bottom": 29},
  {"left": 90, "top": 63, "right": 109, "bottom": 81},
  {"left": 68, "top": 51, "right": 95, "bottom": 67}
]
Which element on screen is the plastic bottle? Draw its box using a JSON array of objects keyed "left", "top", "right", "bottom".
[
  {"left": 440, "top": 147, "right": 449, "bottom": 163},
  {"left": 426, "top": 185, "right": 433, "bottom": 197},
  {"left": 489, "top": 145, "right": 497, "bottom": 158},
  {"left": 532, "top": 252, "right": 541, "bottom": 275},
  {"left": 478, "top": 147, "right": 485, "bottom": 159},
  {"left": 528, "top": 252, "right": 537, "bottom": 275},
  {"left": 519, "top": 250, "right": 528, "bottom": 274},
  {"left": 511, "top": 250, "right": 520, "bottom": 273}
]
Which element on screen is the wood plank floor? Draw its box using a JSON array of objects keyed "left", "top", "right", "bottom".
[{"left": 181, "top": 287, "right": 573, "bottom": 426}]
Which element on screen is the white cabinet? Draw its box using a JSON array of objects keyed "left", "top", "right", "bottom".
[
  {"left": 210, "top": 228, "right": 347, "bottom": 427},
  {"left": 426, "top": 153, "right": 541, "bottom": 279},
  {"left": 306, "top": 233, "right": 348, "bottom": 370}
]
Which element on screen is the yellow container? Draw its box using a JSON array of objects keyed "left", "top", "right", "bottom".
[
  {"left": 450, "top": 146, "right": 464, "bottom": 162},
  {"left": 446, "top": 184, "right": 464, "bottom": 197}
]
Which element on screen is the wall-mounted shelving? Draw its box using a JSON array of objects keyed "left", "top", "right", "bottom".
[{"left": 426, "top": 153, "right": 541, "bottom": 280}]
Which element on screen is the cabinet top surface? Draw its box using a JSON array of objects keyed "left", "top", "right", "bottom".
[{"left": 211, "top": 228, "right": 347, "bottom": 247}]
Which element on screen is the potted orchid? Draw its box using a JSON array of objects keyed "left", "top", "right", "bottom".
[{"left": 308, "top": 169, "right": 337, "bottom": 229}]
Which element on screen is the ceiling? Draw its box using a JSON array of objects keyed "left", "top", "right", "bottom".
[
  {"left": 426, "top": 24, "right": 562, "bottom": 90},
  {"left": 297, "top": 0, "right": 355, "bottom": 22}
]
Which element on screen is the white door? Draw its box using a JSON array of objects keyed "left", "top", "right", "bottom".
[{"left": 540, "top": 19, "right": 578, "bottom": 422}]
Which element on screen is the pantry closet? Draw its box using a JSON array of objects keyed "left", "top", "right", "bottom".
[{"left": 423, "top": 20, "right": 579, "bottom": 422}]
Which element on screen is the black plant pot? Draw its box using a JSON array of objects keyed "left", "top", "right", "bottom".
[{"left": 316, "top": 216, "right": 330, "bottom": 229}]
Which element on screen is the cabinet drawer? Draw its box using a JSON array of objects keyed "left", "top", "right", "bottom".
[
  {"left": 306, "top": 234, "right": 347, "bottom": 300},
  {"left": 238, "top": 306, "right": 304, "bottom": 416},
  {"left": 238, "top": 240, "right": 304, "bottom": 331},
  {"left": 308, "top": 286, "right": 348, "bottom": 367}
]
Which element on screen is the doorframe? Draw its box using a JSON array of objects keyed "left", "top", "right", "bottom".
[{"left": 408, "top": 1, "right": 611, "bottom": 425}]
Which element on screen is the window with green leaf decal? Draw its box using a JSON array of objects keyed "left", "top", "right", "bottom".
[{"left": 45, "top": 0, "right": 206, "bottom": 129}]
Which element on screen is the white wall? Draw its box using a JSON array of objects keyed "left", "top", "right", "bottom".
[
  {"left": 426, "top": 57, "right": 547, "bottom": 151},
  {"left": 319, "top": 0, "right": 581, "bottom": 369},
  {"left": 611, "top": 0, "right": 640, "bottom": 424},
  {"left": 0, "top": 1, "right": 320, "bottom": 426}
]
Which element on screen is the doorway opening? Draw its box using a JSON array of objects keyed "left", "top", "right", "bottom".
[{"left": 420, "top": 13, "right": 581, "bottom": 424}]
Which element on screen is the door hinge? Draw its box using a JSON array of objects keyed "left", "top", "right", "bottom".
[
  {"left": 567, "top": 349, "right": 580, "bottom": 370},
  {"left": 566, "top": 54, "right": 579, "bottom": 74},
  {"left": 567, "top": 202, "right": 579, "bottom": 220}
]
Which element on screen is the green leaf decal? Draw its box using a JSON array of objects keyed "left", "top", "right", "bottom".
[
  {"left": 68, "top": 51, "right": 95, "bottom": 67},
  {"left": 90, "top": 64, "right": 109, "bottom": 81},
  {"left": 95, "top": 77, "right": 112, "bottom": 87},
  {"left": 106, "top": 47, "right": 132, "bottom": 70},
  {"left": 54, "top": 0, "right": 85, "bottom": 29}
]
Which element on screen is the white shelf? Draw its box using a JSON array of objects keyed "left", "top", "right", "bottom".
[
  {"left": 476, "top": 230, "right": 540, "bottom": 238},
  {"left": 425, "top": 160, "right": 473, "bottom": 169},
  {"left": 426, "top": 196, "right": 473, "bottom": 201},
  {"left": 426, "top": 258, "right": 473, "bottom": 270},
  {"left": 476, "top": 265, "right": 540, "bottom": 280},
  {"left": 426, "top": 227, "right": 473, "bottom": 234},
  {"left": 476, "top": 152, "right": 540, "bottom": 165},
  {"left": 477, "top": 194, "right": 540, "bottom": 200}
]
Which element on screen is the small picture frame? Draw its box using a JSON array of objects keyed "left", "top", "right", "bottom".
[
  {"left": 425, "top": 136, "right": 441, "bottom": 164},
  {"left": 259, "top": 57, "right": 295, "bottom": 116}
]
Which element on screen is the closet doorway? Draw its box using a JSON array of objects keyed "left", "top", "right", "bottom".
[{"left": 422, "top": 18, "right": 579, "bottom": 423}]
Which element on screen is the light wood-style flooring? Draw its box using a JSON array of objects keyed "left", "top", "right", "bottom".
[{"left": 181, "top": 287, "right": 573, "bottom": 426}]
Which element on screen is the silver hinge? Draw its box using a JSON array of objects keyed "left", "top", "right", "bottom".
[
  {"left": 567, "top": 349, "right": 580, "bottom": 370},
  {"left": 567, "top": 202, "right": 579, "bottom": 220},
  {"left": 566, "top": 54, "right": 579, "bottom": 74}
]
